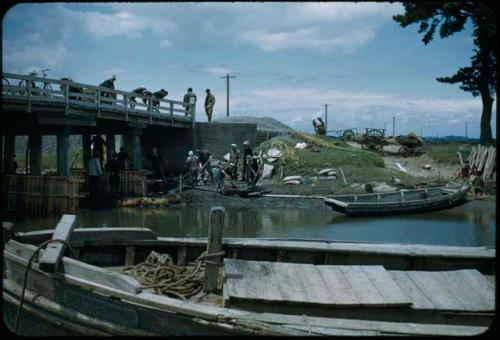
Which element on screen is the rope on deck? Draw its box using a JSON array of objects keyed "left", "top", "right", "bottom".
[{"left": 121, "top": 250, "right": 223, "bottom": 300}]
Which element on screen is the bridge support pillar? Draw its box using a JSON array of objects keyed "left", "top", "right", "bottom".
[
  {"left": 57, "top": 127, "right": 70, "bottom": 176},
  {"left": 3, "top": 134, "right": 16, "bottom": 174},
  {"left": 106, "top": 133, "right": 116, "bottom": 161},
  {"left": 82, "top": 134, "right": 91, "bottom": 172},
  {"left": 29, "top": 133, "right": 42, "bottom": 175},
  {"left": 131, "top": 135, "right": 142, "bottom": 170}
]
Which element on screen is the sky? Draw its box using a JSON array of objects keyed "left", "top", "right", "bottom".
[{"left": 2, "top": 2, "right": 496, "bottom": 138}]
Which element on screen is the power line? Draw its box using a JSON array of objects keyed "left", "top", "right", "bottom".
[{"left": 220, "top": 74, "right": 236, "bottom": 117}]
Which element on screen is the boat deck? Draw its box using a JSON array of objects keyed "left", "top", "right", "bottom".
[{"left": 223, "top": 259, "right": 495, "bottom": 325}]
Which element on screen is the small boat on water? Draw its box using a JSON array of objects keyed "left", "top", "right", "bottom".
[
  {"left": 3, "top": 213, "right": 494, "bottom": 336},
  {"left": 324, "top": 184, "right": 470, "bottom": 217}
]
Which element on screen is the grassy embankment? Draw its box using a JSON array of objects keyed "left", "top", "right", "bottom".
[
  {"left": 426, "top": 143, "right": 472, "bottom": 165},
  {"left": 254, "top": 131, "right": 426, "bottom": 195}
]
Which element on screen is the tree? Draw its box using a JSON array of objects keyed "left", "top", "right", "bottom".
[{"left": 393, "top": 2, "right": 496, "bottom": 144}]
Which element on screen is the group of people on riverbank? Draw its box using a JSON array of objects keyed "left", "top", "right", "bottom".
[{"left": 184, "top": 141, "right": 262, "bottom": 193}]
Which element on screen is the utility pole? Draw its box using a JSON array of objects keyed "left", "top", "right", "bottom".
[
  {"left": 465, "top": 121, "right": 468, "bottom": 139},
  {"left": 323, "top": 104, "right": 328, "bottom": 133},
  {"left": 392, "top": 116, "right": 396, "bottom": 137},
  {"left": 220, "top": 73, "right": 236, "bottom": 117}
]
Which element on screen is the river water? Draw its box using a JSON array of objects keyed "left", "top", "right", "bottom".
[{"left": 12, "top": 199, "right": 496, "bottom": 247}]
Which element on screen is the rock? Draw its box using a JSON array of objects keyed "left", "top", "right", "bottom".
[
  {"left": 261, "top": 164, "right": 274, "bottom": 179},
  {"left": 284, "top": 180, "right": 301, "bottom": 185},
  {"left": 373, "top": 182, "right": 398, "bottom": 193},
  {"left": 318, "top": 168, "right": 334, "bottom": 176},
  {"left": 283, "top": 175, "right": 301, "bottom": 182},
  {"left": 295, "top": 142, "right": 307, "bottom": 150},
  {"left": 391, "top": 176, "right": 402, "bottom": 185},
  {"left": 423, "top": 164, "right": 432, "bottom": 170},
  {"left": 395, "top": 162, "right": 408, "bottom": 172},
  {"left": 267, "top": 148, "right": 282, "bottom": 158},
  {"left": 327, "top": 171, "right": 337, "bottom": 176}
]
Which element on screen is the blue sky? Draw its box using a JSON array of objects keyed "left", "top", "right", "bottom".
[{"left": 2, "top": 2, "right": 496, "bottom": 138}]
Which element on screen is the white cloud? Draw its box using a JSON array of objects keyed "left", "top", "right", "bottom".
[
  {"left": 79, "top": 10, "right": 176, "bottom": 39},
  {"left": 159, "top": 39, "right": 172, "bottom": 48},
  {"left": 230, "top": 86, "right": 486, "bottom": 134},
  {"left": 205, "top": 66, "right": 235, "bottom": 76}
]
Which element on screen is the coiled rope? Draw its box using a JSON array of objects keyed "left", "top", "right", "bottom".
[
  {"left": 121, "top": 250, "right": 223, "bottom": 300},
  {"left": 13, "top": 239, "right": 76, "bottom": 335}
]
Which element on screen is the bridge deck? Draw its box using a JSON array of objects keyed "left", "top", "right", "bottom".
[{"left": 2, "top": 72, "right": 194, "bottom": 129}]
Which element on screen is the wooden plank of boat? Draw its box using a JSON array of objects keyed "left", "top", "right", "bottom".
[
  {"left": 39, "top": 214, "right": 76, "bottom": 273},
  {"left": 387, "top": 271, "right": 435, "bottom": 309},
  {"left": 400, "top": 270, "right": 494, "bottom": 311},
  {"left": 235, "top": 312, "right": 488, "bottom": 336},
  {"left": 224, "top": 260, "right": 411, "bottom": 307},
  {"left": 5, "top": 240, "right": 142, "bottom": 294},
  {"left": 15, "top": 227, "right": 158, "bottom": 246}
]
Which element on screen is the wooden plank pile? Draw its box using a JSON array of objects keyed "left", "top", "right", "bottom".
[{"left": 467, "top": 145, "right": 496, "bottom": 180}]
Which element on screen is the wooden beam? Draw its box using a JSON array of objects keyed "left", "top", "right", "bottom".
[
  {"left": 38, "top": 214, "right": 77, "bottom": 273},
  {"left": 204, "top": 206, "right": 225, "bottom": 293}
]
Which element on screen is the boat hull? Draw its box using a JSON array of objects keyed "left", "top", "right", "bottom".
[{"left": 324, "top": 185, "right": 469, "bottom": 217}]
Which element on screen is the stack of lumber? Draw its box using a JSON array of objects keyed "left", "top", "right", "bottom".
[{"left": 467, "top": 145, "right": 496, "bottom": 180}]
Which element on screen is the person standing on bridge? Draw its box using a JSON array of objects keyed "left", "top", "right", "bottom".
[
  {"left": 183, "top": 88, "right": 197, "bottom": 117},
  {"left": 99, "top": 75, "right": 116, "bottom": 105},
  {"left": 204, "top": 89, "right": 215, "bottom": 122},
  {"left": 151, "top": 89, "right": 168, "bottom": 112},
  {"left": 129, "top": 85, "right": 147, "bottom": 110}
]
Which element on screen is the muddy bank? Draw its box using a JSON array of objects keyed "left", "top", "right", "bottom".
[{"left": 181, "top": 188, "right": 330, "bottom": 210}]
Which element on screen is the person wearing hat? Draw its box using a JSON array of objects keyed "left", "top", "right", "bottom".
[
  {"left": 204, "top": 89, "right": 216, "bottom": 122},
  {"left": 241, "top": 140, "right": 253, "bottom": 181},
  {"left": 183, "top": 87, "right": 197, "bottom": 117},
  {"left": 129, "top": 85, "right": 147, "bottom": 110},
  {"left": 99, "top": 75, "right": 116, "bottom": 105},
  {"left": 151, "top": 89, "right": 169, "bottom": 112},
  {"left": 228, "top": 143, "right": 240, "bottom": 188},
  {"left": 185, "top": 150, "right": 200, "bottom": 186}
]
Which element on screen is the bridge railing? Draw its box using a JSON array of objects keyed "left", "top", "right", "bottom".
[{"left": 1, "top": 72, "right": 195, "bottom": 125}]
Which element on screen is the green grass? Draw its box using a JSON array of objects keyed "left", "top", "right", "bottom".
[
  {"left": 426, "top": 143, "right": 472, "bottom": 165},
  {"left": 15, "top": 150, "right": 84, "bottom": 171}
]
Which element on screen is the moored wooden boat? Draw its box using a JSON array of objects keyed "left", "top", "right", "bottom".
[
  {"left": 3, "top": 214, "right": 495, "bottom": 336},
  {"left": 324, "top": 184, "right": 470, "bottom": 216}
]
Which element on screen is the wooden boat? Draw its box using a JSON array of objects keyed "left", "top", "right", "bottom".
[
  {"left": 3, "top": 214, "right": 495, "bottom": 336},
  {"left": 324, "top": 184, "right": 470, "bottom": 216}
]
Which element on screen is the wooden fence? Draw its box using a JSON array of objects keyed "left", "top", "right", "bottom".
[
  {"left": 70, "top": 168, "right": 148, "bottom": 196},
  {"left": 467, "top": 145, "right": 496, "bottom": 180},
  {"left": 3, "top": 175, "right": 79, "bottom": 217}
]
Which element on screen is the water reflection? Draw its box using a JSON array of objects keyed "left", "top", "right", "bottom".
[{"left": 12, "top": 200, "right": 495, "bottom": 247}]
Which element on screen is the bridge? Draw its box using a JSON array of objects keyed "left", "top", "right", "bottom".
[{"left": 2, "top": 72, "right": 197, "bottom": 176}]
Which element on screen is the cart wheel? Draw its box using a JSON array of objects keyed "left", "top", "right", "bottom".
[
  {"left": 343, "top": 129, "right": 355, "bottom": 142},
  {"left": 399, "top": 146, "right": 410, "bottom": 157}
]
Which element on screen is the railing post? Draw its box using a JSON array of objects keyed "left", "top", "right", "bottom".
[
  {"left": 96, "top": 89, "right": 101, "bottom": 118},
  {"left": 148, "top": 98, "right": 153, "bottom": 124},
  {"left": 124, "top": 94, "right": 129, "bottom": 121},
  {"left": 170, "top": 102, "right": 174, "bottom": 126},
  {"left": 191, "top": 103, "right": 196, "bottom": 128},
  {"left": 64, "top": 82, "right": 70, "bottom": 115},
  {"left": 26, "top": 77, "right": 31, "bottom": 113}
]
